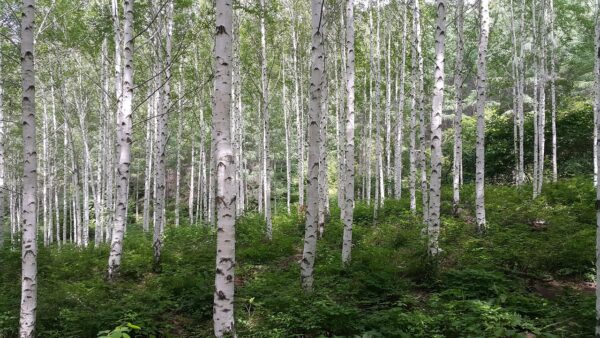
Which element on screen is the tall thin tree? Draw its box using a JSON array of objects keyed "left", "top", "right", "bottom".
[
  {"left": 19, "top": 0, "right": 38, "bottom": 336},
  {"left": 212, "top": 0, "right": 237, "bottom": 335},
  {"left": 475, "top": 0, "right": 490, "bottom": 232}
]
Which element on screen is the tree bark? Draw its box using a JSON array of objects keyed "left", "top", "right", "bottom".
[
  {"left": 301, "top": 0, "right": 324, "bottom": 291},
  {"left": 453, "top": 0, "right": 465, "bottom": 209},
  {"left": 19, "top": 0, "right": 38, "bottom": 335},
  {"left": 475, "top": 0, "right": 490, "bottom": 232},
  {"left": 260, "top": 0, "right": 272, "bottom": 239},
  {"left": 153, "top": 0, "right": 173, "bottom": 266},
  {"left": 108, "top": 0, "right": 135, "bottom": 281},
  {"left": 341, "top": 0, "right": 355, "bottom": 264},
  {"left": 395, "top": 1, "right": 407, "bottom": 201},
  {"left": 427, "top": 0, "right": 446, "bottom": 256},
  {"left": 594, "top": 1, "right": 600, "bottom": 333},
  {"left": 212, "top": 0, "right": 236, "bottom": 334}
]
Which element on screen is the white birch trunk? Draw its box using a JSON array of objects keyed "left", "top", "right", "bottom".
[
  {"left": 19, "top": 0, "right": 38, "bottom": 335},
  {"left": 212, "top": 0, "right": 236, "bottom": 334},
  {"left": 189, "top": 137, "right": 196, "bottom": 224},
  {"left": 427, "top": 0, "right": 446, "bottom": 256},
  {"left": 175, "top": 66, "right": 183, "bottom": 227},
  {"left": 395, "top": 1, "right": 407, "bottom": 200},
  {"left": 292, "top": 25, "right": 305, "bottom": 209},
  {"left": 108, "top": 0, "right": 135, "bottom": 280},
  {"left": 475, "top": 0, "right": 490, "bottom": 232},
  {"left": 341, "top": 0, "right": 355, "bottom": 264},
  {"left": 453, "top": 0, "right": 465, "bottom": 209},
  {"left": 0, "top": 49, "right": 4, "bottom": 248},
  {"left": 283, "top": 58, "right": 291, "bottom": 215},
  {"left": 153, "top": 0, "right": 173, "bottom": 266},
  {"left": 301, "top": 0, "right": 324, "bottom": 291},
  {"left": 550, "top": 0, "right": 557, "bottom": 182},
  {"left": 260, "top": 0, "right": 272, "bottom": 239},
  {"left": 594, "top": 1, "right": 600, "bottom": 333}
]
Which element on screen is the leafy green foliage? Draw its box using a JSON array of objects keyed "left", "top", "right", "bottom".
[{"left": 0, "top": 178, "right": 595, "bottom": 337}]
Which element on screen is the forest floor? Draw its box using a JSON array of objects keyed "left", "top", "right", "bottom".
[{"left": 0, "top": 177, "right": 596, "bottom": 337}]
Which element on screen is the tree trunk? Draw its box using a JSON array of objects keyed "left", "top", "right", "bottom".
[
  {"left": 0, "top": 49, "right": 5, "bottom": 248},
  {"left": 416, "top": 0, "right": 427, "bottom": 225},
  {"left": 19, "top": 0, "right": 38, "bottom": 335},
  {"left": 453, "top": 0, "right": 465, "bottom": 209},
  {"left": 260, "top": 0, "right": 272, "bottom": 239},
  {"left": 212, "top": 0, "right": 237, "bottom": 335},
  {"left": 395, "top": 1, "right": 407, "bottom": 200},
  {"left": 175, "top": 66, "right": 183, "bottom": 227},
  {"left": 475, "top": 0, "right": 490, "bottom": 232},
  {"left": 283, "top": 58, "right": 291, "bottom": 215},
  {"left": 341, "top": 0, "right": 355, "bottom": 264},
  {"left": 292, "top": 24, "right": 305, "bottom": 209},
  {"left": 108, "top": 0, "right": 135, "bottom": 281},
  {"left": 594, "top": 1, "right": 600, "bottom": 333},
  {"left": 550, "top": 0, "right": 557, "bottom": 182},
  {"left": 427, "top": 0, "right": 446, "bottom": 256},
  {"left": 301, "top": 0, "right": 324, "bottom": 291},
  {"left": 153, "top": 0, "right": 173, "bottom": 266}
]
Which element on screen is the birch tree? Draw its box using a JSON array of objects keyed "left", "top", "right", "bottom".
[
  {"left": 212, "top": 0, "right": 237, "bottom": 335},
  {"left": 453, "top": 0, "right": 465, "bottom": 210},
  {"left": 301, "top": 0, "right": 324, "bottom": 291},
  {"left": 108, "top": 0, "right": 135, "bottom": 281},
  {"left": 394, "top": 1, "right": 407, "bottom": 200},
  {"left": 342, "top": 0, "right": 355, "bottom": 264},
  {"left": 427, "top": 0, "right": 446, "bottom": 256},
  {"left": 19, "top": 0, "right": 38, "bottom": 336},
  {"left": 594, "top": 0, "right": 600, "bottom": 333},
  {"left": 550, "top": 0, "right": 558, "bottom": 182},
  {"left": 0, "top": 49, "right": 4, "bottom": 249},
  {"left": 153, "top": 0, "right": 173, "bottom": 266},
  {"left": 475, "top": 0, "right": 490, "bottom": 232},
  {"left": 260, "top": 0, "right": 272, "bottom": 239}
]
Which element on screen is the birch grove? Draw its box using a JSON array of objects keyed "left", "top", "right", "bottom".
[{"left": 0, "top": 0, "right": 598, "bottom": 335}]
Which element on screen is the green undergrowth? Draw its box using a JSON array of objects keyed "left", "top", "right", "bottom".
[{"left": 0, "top": 177, "right": 595, "bottom": 337}]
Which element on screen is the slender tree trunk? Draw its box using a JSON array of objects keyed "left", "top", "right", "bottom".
[
  {"left": 190, "top": 134, "right": 197, "bottom": 223},
  {"left": 453, "top": 0, "right": 464, "bottom": 210},
  {"left": 42, "top": 92, "right": 49, "bottom": 247},
  {"left": 153, "top": 0, "right": 173, "bottom": 266},
  {"left": 212, "top": 0, "right": 236, "bottom": 334},
  {"left": 108, "top": 0, "right": 135, "bottom": 281},
  {"left": 175, "top": 66, "right": 183, "bottom": 227},
  {"left": 409, "top": 0, "right": 421, "bottom": 213},
  {"left": 594, "top": 1, "right": 600, "bottom": 333},
  {"left": 550, "top": 0, "right": 557, "bottom": 182},
  {"left": 532, "top": 0, "right": 540, "bottom": 197},
  {"left": 475, "top": 0, "right": 490, "bottom": 232},
  {"left": 518, "top": 0, "right": 526, "bottom": 186},
  {"left": 0, "top": 49, "right": 5, "bottom": 248},
  {"left": 395, "top": 2, "right": 407, "bottom": 200},
  {"left": 537, "top": 1, "right": 547, "bottom": 196},
  {"left": 318, "top": 30, "right": 329, "bottom": 237},
  {"left": 19, "top": 0, "right": 38, "bottom": 335},
  {"left": 301, "top": 0, "right": 324, "bottom": 291},
  {"left": 341, "top": 0, "right": 355, "bottom": 264},
  {"left": 374, "top": 0, "right": 384, "bottom": 209},
  {"left": 385, "top": 26, "right": 391, "bottom": 191},
  {"left": 427, "top": 0, "right": 446, "bottom": 256},
  {"left": 416, "top": 0, "right": 427, "bottom": 225},
  {"left": 283, "top": 58, "right": 291, "bottom": 215},
  {"left": 292, "top": 24, "right": 305, "bottom": 209},
  {"left": 260, "top": 0, "right": 272, "bottom": 239}
]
